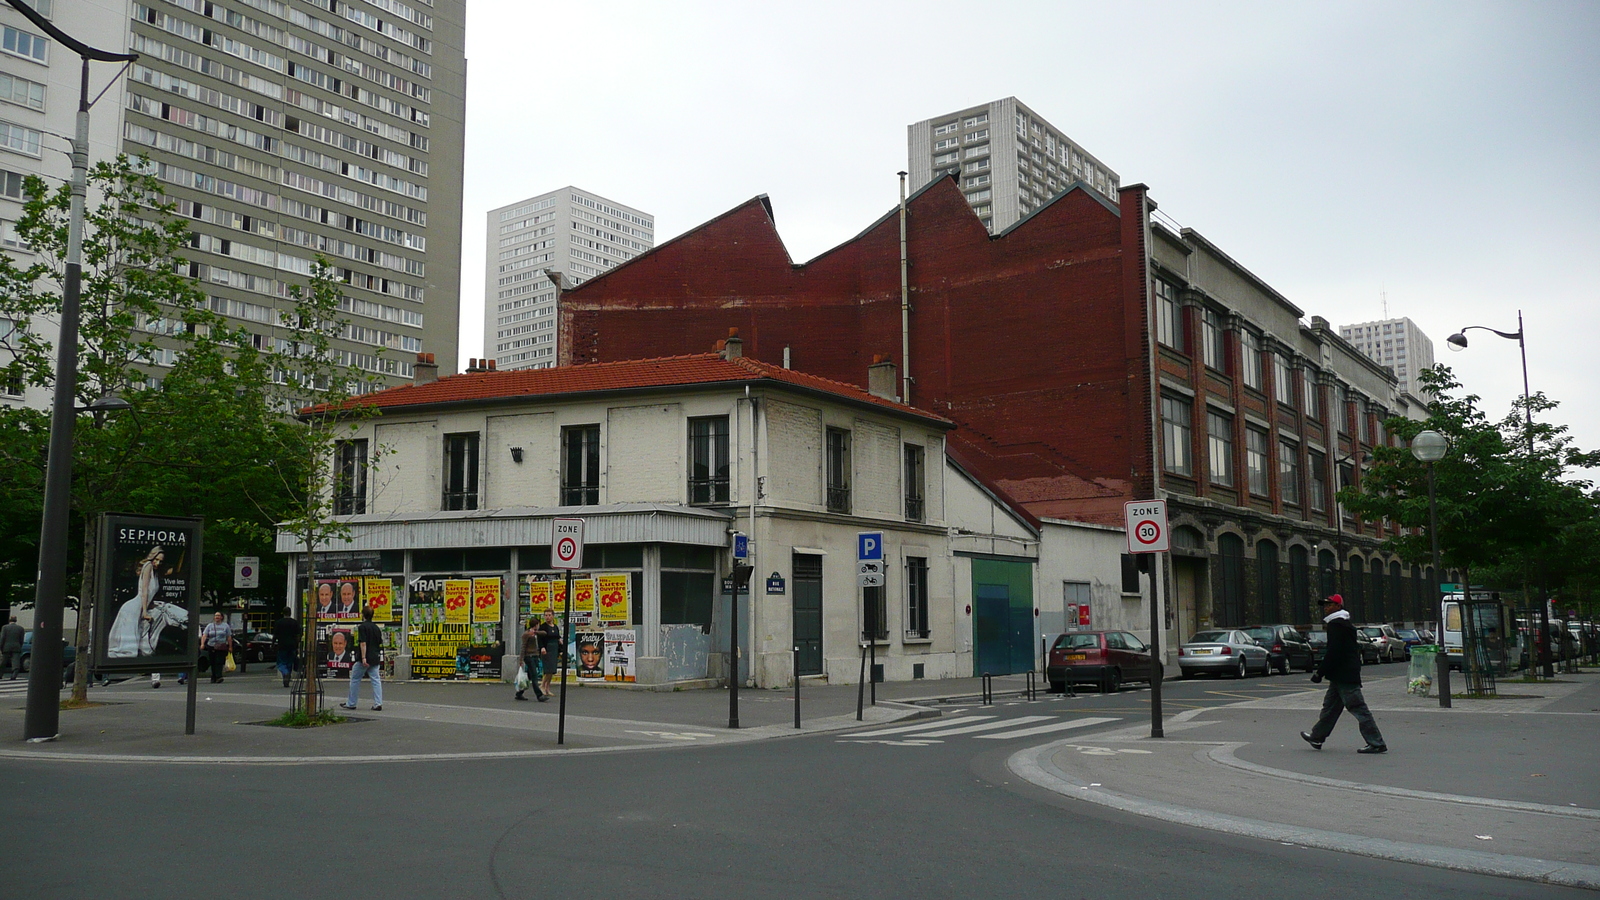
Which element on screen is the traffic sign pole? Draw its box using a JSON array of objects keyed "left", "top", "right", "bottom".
[
  {"left": 551, "top": 518, "right": 584, "bottom": 746},
  {"left": 1125, "top": 500, "right": 1170, "bottom": 739}
]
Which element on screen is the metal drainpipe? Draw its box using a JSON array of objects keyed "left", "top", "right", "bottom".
[
  {"left": 899, "top": 171, "right": 911, "bottom": 405},
  {"left": 746, "top": 386, "right": 759, "bottom": 688}
]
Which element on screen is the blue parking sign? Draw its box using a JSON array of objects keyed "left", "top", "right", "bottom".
[{"left": 857, "top": 532, "right": 883, "bottom": 561}]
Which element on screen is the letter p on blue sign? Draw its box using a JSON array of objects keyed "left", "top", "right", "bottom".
[{"left": 857, "top": 532, "right": 883, "bottom": 561}]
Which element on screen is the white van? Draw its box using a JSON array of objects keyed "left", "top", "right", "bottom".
[{"left": 1440, "top": 592, "right": 1501, "bottom": 671}]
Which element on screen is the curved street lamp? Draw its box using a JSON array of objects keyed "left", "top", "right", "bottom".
[
  {"left": 1410, "top": 429, "right": 1451, "bottom": 707},
  {"left": 1446, "top": 311, "right": 1533, "bottom": 456}
]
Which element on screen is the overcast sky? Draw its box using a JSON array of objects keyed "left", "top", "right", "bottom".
[{"left": 457, "top": 0, "right": 1600, "bottom": 469}]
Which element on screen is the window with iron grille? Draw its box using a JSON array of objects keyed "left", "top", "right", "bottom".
[
  {"left": 903, "top": 443, "right": 925, "bottom": 522},
  {"left": 442, "top": 432, "right": 479, "bottom": 511},
  {"left": 334, "top": 439, "right": 367, "bottom": 515},
  {"left": 905, "top": 556, "right": 929, "bottom": 638},
  {"left": 687, "top": 416, "right": 729, "bottom": 504},
  {"left": 561, "top": 425, "right": 600, "bottom": 505},
  {"left": 826, "top": 427, "right": 851, "bottom": 513}
]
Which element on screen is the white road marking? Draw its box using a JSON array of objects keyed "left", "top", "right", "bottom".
[
  {"left": 972, "top": 716, "right": 1120, "bottom": 739},
  {"left": 912, "top": 716, "right": 1054, "bottom": 737},
  {"left": 843, "top": 715, "right": 994, "bottom": 737}
]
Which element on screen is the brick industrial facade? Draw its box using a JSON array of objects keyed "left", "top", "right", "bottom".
[{"left": 558, "top": 175, "right": 1450, "bottom": 649}]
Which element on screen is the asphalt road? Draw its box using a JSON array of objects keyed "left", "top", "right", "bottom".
[{"left": 13, "top": 663, "right": 1587, "bottom": 899}]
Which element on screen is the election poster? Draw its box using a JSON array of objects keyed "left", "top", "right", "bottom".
[
  {"left": 572, "top": 577, "right": 596, "bottom": 626},
  {"left": 524, "top": 578, "right": 553, "bottom": 617},
  {"left": 443, "top": 579, "right": 472, "bottom": 624},
  {"left": 597, "top": 573, "right": 631, "bottom": 627},
  {"left": 472, "top": 576, "right": 501, "bottom": 624},
  {"left": 604, "top": 628, "right": 636, "bottom": 683}
]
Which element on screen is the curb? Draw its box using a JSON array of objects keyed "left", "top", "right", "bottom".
[{"left": 1008, "top": 739, "right": 1600, "bottom": 890}]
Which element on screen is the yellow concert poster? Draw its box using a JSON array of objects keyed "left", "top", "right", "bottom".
[
  {"left": 364, "top": 578, "right": 395, "bottom": 622},
  {"left": 572, "top": 577, "right": 596, "bottom": 625},
  {"left": 525, "top": 578, "right": 552, "bottom": 617},
  {"left": 472, "top": 576, "right": 501, "bottom": 623},
  {"left": 597, "top": 573, "right": 630, "bottom": 626},
  {"left": 443, "top": 579, "right": 472, "bottom": 624}
]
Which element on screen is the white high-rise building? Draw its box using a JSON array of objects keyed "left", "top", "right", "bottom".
[
  {"left": 1338, "top": 317, "right": 1435, "bottom": 397},
  {"left": 485, "top": 187, "right": 653, "bottom": 370},
  {"left": 908, "top": 97, "right": 1119, "bottom": 234},
  {"left": 0, "top": 0, "right": 466, "bottom": 412}
]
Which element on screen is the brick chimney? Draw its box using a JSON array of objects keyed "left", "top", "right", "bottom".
[
  {"left": 867, "top": 354, "right": 898, "bottom": 401},
  {"left": 414, "top": 352, "right": 438, "bottom": 385},
  {"left": 720, "top": 327, "right": 743, "bottom": 360}
]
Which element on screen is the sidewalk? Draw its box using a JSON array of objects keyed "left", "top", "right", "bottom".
[
  {"left": 1011, "top": 670, "right": 1600, "bottom": 890},
  {"left": 0, "top": 669, "right": 933, "bottom": 763}
]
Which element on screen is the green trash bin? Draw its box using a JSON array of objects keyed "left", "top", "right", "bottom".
[{"left": 1407, "top": 645, "right": 1439, "bottom": 695}]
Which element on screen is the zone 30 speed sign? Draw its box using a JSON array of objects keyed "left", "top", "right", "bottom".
[{"left": 1123, "top": 500, "right": 1169, "bottom": 554}]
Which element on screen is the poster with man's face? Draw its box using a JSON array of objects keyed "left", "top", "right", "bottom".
[
  {"left": 93, "top": 514, "right": 203, "bottom": 671},
  {"left": 321, "top": 627, "right": 355, "bottom": 678}
]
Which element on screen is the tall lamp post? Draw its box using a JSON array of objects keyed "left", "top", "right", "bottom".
[
  {"left": 9, "top": 0, "right": 138, "bottom": 741},
  {"left": 1447, "top": 312, "right": 1546, "bottom": 675},
  {"left": 1410, "top": 430, "right": 1451, "bottom": 709}
]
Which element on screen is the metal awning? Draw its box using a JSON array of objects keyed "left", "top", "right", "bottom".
[{"left": 276, "top": 503, "right": 733, "bottom": 554}]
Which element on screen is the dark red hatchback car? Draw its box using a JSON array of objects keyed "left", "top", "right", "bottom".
[{"left": 1046, "top": 630, "right": 1156, "bottom": 694}]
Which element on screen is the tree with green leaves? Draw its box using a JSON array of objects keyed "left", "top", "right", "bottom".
[{"left": 1341, "top": 365, "right": 1600, "bottom": 611}]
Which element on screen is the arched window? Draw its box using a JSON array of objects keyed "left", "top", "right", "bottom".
[
  {"left": 1370, "top": 557, "right": 1386, "bottom": 622},
  {"left": 1318, "top": 548, "right": 1337, "bottom": 599},
  {"left": 1389, "top": 561, "right": 1404, "bottom": 622},
  {"left": 1218, "top": 533, "right": 1245, "bottom": 626},
  {"left": 1257, "top": 540, "right": 1280, "bottom": 623},
  {"left": 1289, "top": 545, "right": 1311, "bottom": 624},
  {"left": 1347, "top": 556, "right": 1365, "bottom": 620},
  {"left": 1410, "top": 565, "right": 1424, "bottom": 621}
]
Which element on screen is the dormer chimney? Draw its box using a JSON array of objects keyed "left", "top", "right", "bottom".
[
  {"left": 721, "top": 327, "right": 743, "bottom": 360},
  {"left": 413, "top": 351, "right": 438, "bottom": 385},
  {"left": 867, "top": 354, "right": 898, "bottom": 401}
]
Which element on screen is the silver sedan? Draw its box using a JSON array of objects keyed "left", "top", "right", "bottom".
[{"left": 1178, "top": 629, "right": 1272, "bottom": 679}]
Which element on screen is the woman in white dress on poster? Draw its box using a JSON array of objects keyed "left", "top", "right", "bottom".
[{"left": 108, "top": 547, "right": 164, "bottom": 658}]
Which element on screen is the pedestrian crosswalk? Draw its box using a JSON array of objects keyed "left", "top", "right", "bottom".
[{"left": 837, "top": 714, "right": 1120, "bottom": 746}]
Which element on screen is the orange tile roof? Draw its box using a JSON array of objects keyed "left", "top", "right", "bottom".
[{"left": 305, "top": 353, "right": 952, "bottom": 425}]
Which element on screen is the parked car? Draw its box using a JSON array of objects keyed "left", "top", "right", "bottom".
[
  {"left": 240, "top": 632, "right": 276, "bottom": 663},
  {"left": 1177, "top": 629, "right": 1271, "bottom": 679},
  {"left": 1358, "top": 625, "right": 1407, "bottom": 663},
  {"left": 1242, "top": 624, "right": 1317, "bottom": 674},
  {"left": 1046, "top": 630, "right": 1156, "bottom": 694},
  {"left": 1394, "top": 628, "right": 1427, "bottom": 652},
  {"left": 1307, "top": 629, "right": 1382, "bottom": 665},
  {"left": 19, "top": 631, "right": 76, "bottom": 678}
]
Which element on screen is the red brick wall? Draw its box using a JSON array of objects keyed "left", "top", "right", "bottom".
[{"left": 563, "top": 178, "right": 1154, "bottom": 525}]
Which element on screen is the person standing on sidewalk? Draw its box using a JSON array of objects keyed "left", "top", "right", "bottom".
[
  {"left": 537, "top": 611, "right": 562, "bottom": 700},
  {"left": 273, "top": 607, "right": 300, "bottom": 688},
  {"left": 1, "top": 616, "right": 23, "bottom": 679},
  {"left": 342, "top": 608, "right": 383, "bottom": 711},
  {"left": 515, "top": 618, "right": 545, "bottom": 701},
  {"left": 1302, "top": 594, "right": 1387, "bottom": 754},
  {"left": 201, "top": 612, "right": 234, "bottom": 684}
]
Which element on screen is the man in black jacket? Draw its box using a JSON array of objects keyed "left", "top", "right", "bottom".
[
  {"left": 1301, "top": 594, "right": 1387, "bottom": 753},
  {"left": 273, "top": 607, "right": 300, "bottom": 688}
]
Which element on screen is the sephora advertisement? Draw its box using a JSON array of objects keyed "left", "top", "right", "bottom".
[{"left": 92, "top": 514, "right": 203, "bottom": 672}]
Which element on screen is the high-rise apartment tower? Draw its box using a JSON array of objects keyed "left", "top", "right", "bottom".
[
  {"left": 908, "top": 97, "right": 1118, "bottom": 234},
  {"left": 1338, "top": 317, "right": 1434, "bottom": 397},
  {"left": 485, "top": 186, "right": 652, "bottom": 370},
  {"left": 0, "top": 0, "right": 466, "bottom": 408}
]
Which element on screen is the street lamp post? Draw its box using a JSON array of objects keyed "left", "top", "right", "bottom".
[
  {"left": 9, "top": 0, "right": 138, "bottom": 741},
  {"left": 1447, "top": 312, "right": 1548, "bottom": 676},
  {"left": 1410, "top": 430, "right": 1451, "bottom": 709}
]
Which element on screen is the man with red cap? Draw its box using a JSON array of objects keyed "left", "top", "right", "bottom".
[{"left": 1301, "top": 594, "right": 1388, "bottom": 753}]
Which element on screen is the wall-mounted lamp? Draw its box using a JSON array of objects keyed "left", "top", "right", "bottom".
[{"left": 510, "top": 446, "right": 524, "bottom": 464}]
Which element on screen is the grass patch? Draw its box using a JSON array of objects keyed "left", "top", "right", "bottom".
[{"left": 263, "top": 708, "right": 347, "bottom": 728}]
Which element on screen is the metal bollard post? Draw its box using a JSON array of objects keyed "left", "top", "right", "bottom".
[
  {"left": 793, "top": 646, "right": 801, "bottom": 729},
  {"left": 981, "top": 672, "right": 993, "bottom": 705}
]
